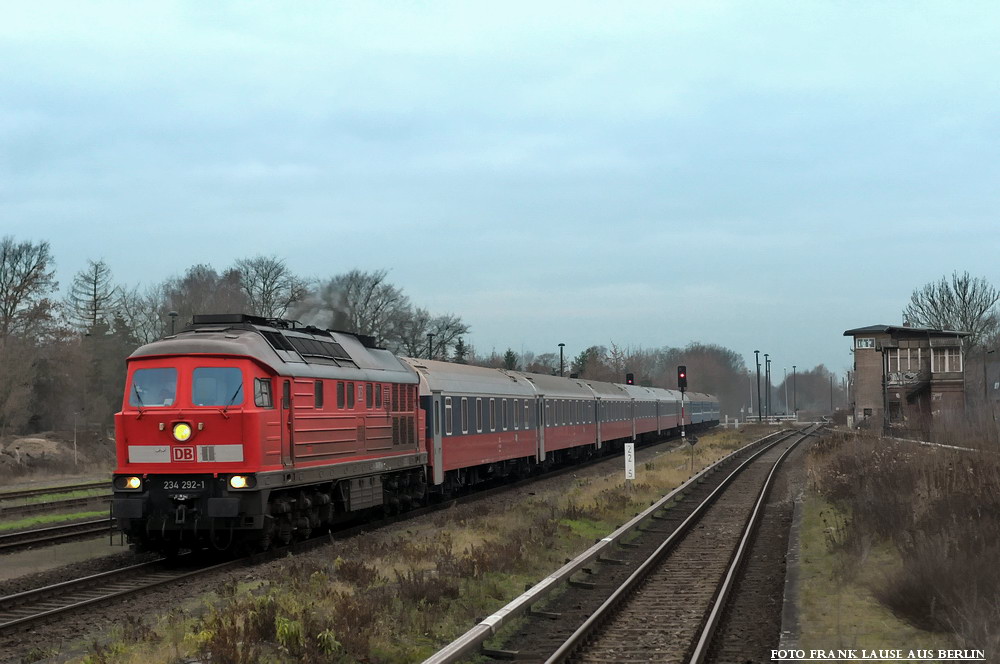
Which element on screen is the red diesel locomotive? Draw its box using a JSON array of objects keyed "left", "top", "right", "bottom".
[{"left": 112, "top": 314, "right": 719, "bottom": 553}]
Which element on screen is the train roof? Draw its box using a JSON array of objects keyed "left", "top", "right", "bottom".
[
  {"left": 128, "top": 314, "right": 418, "bottom": 384},
  {"left": 400, "top": 358, "right": 537, "bottom": 398},
  {"left": 400, "top": 358, "right": 715, "bottom": 403}
]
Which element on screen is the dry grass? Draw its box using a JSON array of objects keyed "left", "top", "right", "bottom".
[{"left": 808, "top": 431, "right": 1000, "bottom": 651}]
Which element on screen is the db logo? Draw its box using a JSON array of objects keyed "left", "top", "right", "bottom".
[{"left": 172, "top": 447, "right": 196, "bottom": 462}]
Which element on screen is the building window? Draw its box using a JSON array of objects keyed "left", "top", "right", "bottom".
[
  {"left": 932, "top": 347, "right": 963, "bottom": 373},
  {"left": 856, "top": 338, "right": 875, "bottom": 349}
]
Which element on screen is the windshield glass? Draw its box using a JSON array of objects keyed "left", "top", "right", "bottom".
[
  {"left": 193, "top": 367, "right": 244, "bottom": 407},
  {"left": 130, "top": 368, "right": 178, "bottom": 407}
]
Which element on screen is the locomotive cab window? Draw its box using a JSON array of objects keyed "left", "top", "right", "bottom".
[
  {"left": 254, "top": 378, "right": 274, "bottom": 408},
  {"left": 192, "top": 367, "right": 243, "bottom": 407},
  {"left": 129, "top": 367, "right": 177, "bottom": 407}
]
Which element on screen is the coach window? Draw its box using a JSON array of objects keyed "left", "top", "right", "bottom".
[
  {"left": 445, "top": 397, "right": 453, "bottom": 435},
  {"left": 314, "top": 380, "right": 324, "bottom": 409},
  {"left": 366, "top": 383, "right": 374, "bottom": 409},
  {"left": 476, "top": 398, "right": 483, "bottom": 432},
  {"left": 461, "top": 397, "right": 468, "bottom": 433},
  {"left": 192, "top": 367, "right": 243, "bottom": 407},
  {"left": 434, "top": 401, "right": 441, "bottom": 436},
  {"left": 347, "top": 382, "right": 355, "bottom": 409},
  {"left": 488, "top": 398, "right": 496, "bottom": 431},
  {"left": 513, "top": 399, "right": 520, "bottom": 429},
  {"left": 376, "top": 384, "right": 382, "bottom": 409},
  {"left": 502, "top": 399, "right": 508, "bottom": 430},
  {"left": 254, "top": 378, "right": 273, "bottom": 408}
]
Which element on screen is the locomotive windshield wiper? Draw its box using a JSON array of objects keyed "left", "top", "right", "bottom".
[
  {"left": 133, "top": 384, "right": 145, "bottom": 419},
  {"left": 220, "top": 385, "right": 243, "bottom": 419}
]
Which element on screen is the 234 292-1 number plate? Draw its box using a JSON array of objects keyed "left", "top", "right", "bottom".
[{"left": 162, "top": 479, "right": 206, "bottom": 491}]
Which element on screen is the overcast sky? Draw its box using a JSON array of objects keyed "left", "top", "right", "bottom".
[{"left": 3, "top": 1, "right": 998, "bottom": 376}]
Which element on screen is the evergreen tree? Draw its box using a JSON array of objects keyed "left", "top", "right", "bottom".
[
  {"left": 66, "top": 259, "right": 118, "bottom": 331},
  {"left": 453, "top": 337, "right": 468, "bottom": 364}
]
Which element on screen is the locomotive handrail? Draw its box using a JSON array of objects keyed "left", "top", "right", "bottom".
[{"left": 422, "top": 428, "right": 793, "bottom": 664}]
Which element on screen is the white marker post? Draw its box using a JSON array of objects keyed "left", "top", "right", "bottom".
[{"left": 624, "top": 442, "right": 635, "bottom": 482}]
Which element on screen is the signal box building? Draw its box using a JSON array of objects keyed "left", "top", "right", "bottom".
[{"left": 844, "top": 324, "right": 967, "bottom": 436}]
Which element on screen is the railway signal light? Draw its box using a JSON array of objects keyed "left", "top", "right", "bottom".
[
  {"left": 626, "top": 372, "right": 634, "bottom": 385},
  {"left": 678, "top": 365, "right": 687, "bottom": 392}
]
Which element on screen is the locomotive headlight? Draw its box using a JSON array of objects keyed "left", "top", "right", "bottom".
[
  {"left": 229, "top": 475, "right": 249, "bottom": 489},
  {"left": 172, "top": 422, "right": 193, "bottom": 442},
  {"left": 115, "top": 476, "right": 142, "bottom": 491}
]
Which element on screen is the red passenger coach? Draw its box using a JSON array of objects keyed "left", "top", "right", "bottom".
[{"left": 112, "top": 314, "right": 426, "bottom": 553}]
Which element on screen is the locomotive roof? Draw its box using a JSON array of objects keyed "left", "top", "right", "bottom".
[{"left": 129, "top": 316, "right": 418, "bottom": 384}]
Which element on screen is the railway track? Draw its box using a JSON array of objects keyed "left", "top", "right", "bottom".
[
  {"left": 424, "top": 425, "right": 818, "bottom": 664},
  {"left": 0, "top": 518, "right": 113, "bottom": 554},
  {"left": 0, "top": 481, "right": 110, "bottom": 501},
  {"left": 0, "top": 425, "right": 729, "bottom": 637},
  {"left": 0, "top": 494, "right": 111, "bottom": 519},
  {"left": 0, "top": 558, "right": 238, "bottom": 634}
]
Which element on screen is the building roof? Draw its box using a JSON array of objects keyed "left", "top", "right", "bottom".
[{"left": 843, "top": 324, "right": 968, "bottom": 337}]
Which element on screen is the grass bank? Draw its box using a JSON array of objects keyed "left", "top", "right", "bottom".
[{"left": 798, "top": 431, "right": 999, "bottom": 655}]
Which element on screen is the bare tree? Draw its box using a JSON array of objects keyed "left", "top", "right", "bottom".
[
  {"left": 233, "top": 254, "right": 308, "bottom": 318},
  {"left": 427, "top": 313, "right": 470, "bottom": 359},
  {"left": 0, "top": 236, "right": 58, "bottom": 340},
  {"left": 0, "top": 336, "right": 35, "bottom": 437},
  {"left": 119, "top": 283, "right": 170, "bottom": 344},
  {"left": 390, "top": 306, "right": 433, "bottom": 357},
  {"left": 904, "top": 271, "right": 1000, "bottom": 348},
  {"left": 66, "top": 259, "right": 119, "bottom": 331},
  {"left": 326, "top": 269, "right": 409, "bottom": 345},
  {"left": 163, "top": 264, "right": 249, "bottom": 327}
]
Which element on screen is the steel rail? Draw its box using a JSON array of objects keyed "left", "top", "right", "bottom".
[
  {"left": 0, "top": 482, "right": 111, "bottom": 501},
  {"left": 0, "top": 518, "right": 112, "bottom": 553},
  {"left": 0, "top": 557, "right": 244, "bottom": 634},
  {"left": 0, "top": 494, "right": 111, "bottom": 519},
  {"left": 421, "top": 428, "right": 793, "bottom": 664}
]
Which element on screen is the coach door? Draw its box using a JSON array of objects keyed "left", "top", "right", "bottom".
[
  {"left": 536, "top": 396, "right": 546, "bottom": 462},
  {"left": 280, "top": 380, "right": 293, "bottom": 468},
  {"left": 430, "top": 391, "right": 444, "bottom": 485}
]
